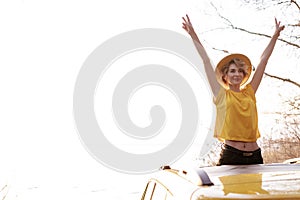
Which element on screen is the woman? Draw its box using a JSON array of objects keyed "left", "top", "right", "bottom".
[{"left": 182, "top": 14, "right": 285, "bottom": 165}]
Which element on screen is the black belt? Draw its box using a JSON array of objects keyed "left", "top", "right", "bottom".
[{"left": 224, "top": 144, "right": 261, "bottom": 157}]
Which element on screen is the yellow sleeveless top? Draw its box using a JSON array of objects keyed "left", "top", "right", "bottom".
[{"left": 213, "top": 84, "right": 260, "bottom": 142}]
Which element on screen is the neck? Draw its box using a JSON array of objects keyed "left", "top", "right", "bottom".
[{"left": 229, "top": 84, "right": 241, "bottom": 92}]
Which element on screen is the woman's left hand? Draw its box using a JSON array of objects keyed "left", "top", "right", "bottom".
[{"left": 274, "top": 18, "right": 285, "bottom": 37}]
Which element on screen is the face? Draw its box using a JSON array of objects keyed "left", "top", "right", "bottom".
[{"left": 224, "top": 63, "right": 245, "bottom": 86}]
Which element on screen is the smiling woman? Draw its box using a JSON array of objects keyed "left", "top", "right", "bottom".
[{"left": 182, "top": 14, "right": 285, "bottom": 165}]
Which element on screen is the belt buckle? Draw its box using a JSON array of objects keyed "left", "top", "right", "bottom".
[{"left": 243, "top": 152, "right": 253, "bottom": 157}]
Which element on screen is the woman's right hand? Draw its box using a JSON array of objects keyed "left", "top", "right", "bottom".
[
  {"left": 182, "top": 14, "right": 220, "bottom": 97},
  {"left": 182, "top": 14, "right": 195, "bottom": 35}
]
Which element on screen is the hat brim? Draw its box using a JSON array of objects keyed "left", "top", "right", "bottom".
[{"left": 215, "top": 53, "right": 252, "bottom": 89}]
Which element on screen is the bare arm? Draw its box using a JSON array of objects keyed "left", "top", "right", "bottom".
[
  {"left": 182, "top": 14, "right": 220, "bottom": 98},
  {"left": 250, "top": 18, "right": 285, "bottom": 93}
]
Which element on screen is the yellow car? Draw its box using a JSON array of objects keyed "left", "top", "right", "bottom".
[{"left": 140, "top": 163, "right": 300, "bottom": 200}]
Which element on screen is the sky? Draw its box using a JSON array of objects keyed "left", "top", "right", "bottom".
[{"left": 0, "top": 0, "right": 298, "bottom": 199}]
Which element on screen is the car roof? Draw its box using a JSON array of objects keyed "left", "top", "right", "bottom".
[
  {"left": 193, "top": 164, "right": 300, "bottom": 199},
  {"left": 151, "top": 164, "right": 300, "bottom": 199}
]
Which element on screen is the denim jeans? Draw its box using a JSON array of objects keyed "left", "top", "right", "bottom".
[{"left": 217, "top": 144, "right": 264, "bottom": 166}]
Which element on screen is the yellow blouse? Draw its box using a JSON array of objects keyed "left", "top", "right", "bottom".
[{"left": 213, "top": 84, "right": 260, "bottom": 142}]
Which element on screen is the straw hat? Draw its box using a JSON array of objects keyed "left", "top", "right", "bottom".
[{"left": 215, "top": 53, "right": 252, "bottom": 89}]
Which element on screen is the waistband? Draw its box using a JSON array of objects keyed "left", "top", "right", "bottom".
[{"left": 224, "top": 144, "right": 261, "bottom": 157}]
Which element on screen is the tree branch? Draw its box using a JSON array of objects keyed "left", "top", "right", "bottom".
[
  {"left": 291, "top": 0, "right": 300, "bottom": 10},
  {"left": 264, "top": 72, "right": 300, "bottom": 88},
  {"left": 231, "top": 25, "right": 300, "bottom": 48},
  {"left": 211, "top": 4, "right": 300, "bottom": 48}
]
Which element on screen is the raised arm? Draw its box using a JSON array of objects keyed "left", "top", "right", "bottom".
[
  {"left": 250, "top": 18, "right": 285, "bottom": 93},
  {"left": 182, "top": 14, "right": 220, "bottom": 98}
]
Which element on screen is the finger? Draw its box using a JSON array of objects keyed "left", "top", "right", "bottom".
[
  {"left": 277, "top": 19, "right": 281, "bottom": 26},
  {"left": 182, "top": 26, "right": 188, "bottom": 32},
  {"left": 186, "top": 14, "right": 191, "bottom": 23},
  {"left": 182, "top": 16, "right": 187, "bottom": 23},
  {"left": 275, "top": 18, "right": 282, "bottom": 27}
]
